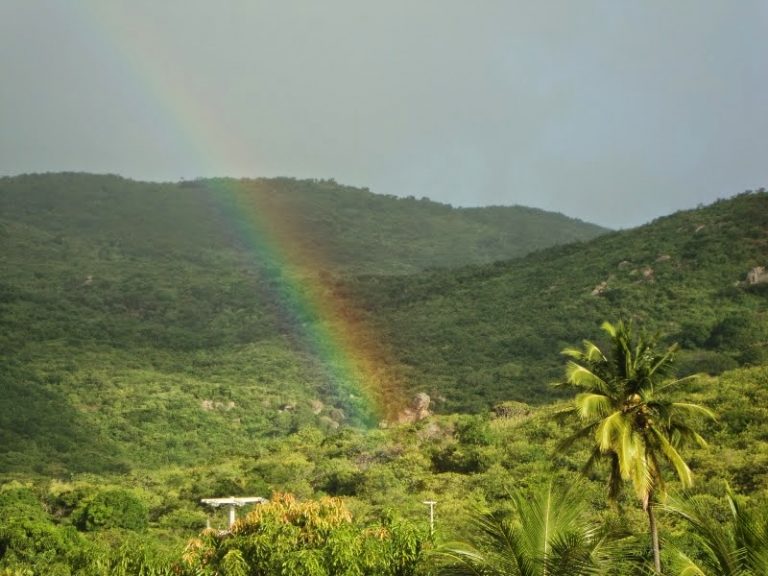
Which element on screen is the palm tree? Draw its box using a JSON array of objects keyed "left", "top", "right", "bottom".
[
  {"left": 557, "top": 320, "right": 714, "bottom": 574},
  {"left": 436, "top": 481, "right": 623, "bottom": 576},
  {"left": 663, "top": 488, "right": 768, "bottom": 576}
]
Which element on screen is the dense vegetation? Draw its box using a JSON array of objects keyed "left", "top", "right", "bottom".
[
  {"left": 350, "top": 189, "right": 768, "bottom": 410},
  {"left": 2, "top": 361, "right": 767, "bottom": 574},
  {"left": 0, "top": 173, "right": 607, "bottom": 471},
  {"left": 0, "top": 173, "right": 605, "bottom": 276},
  {"left": 1, "top": 173, "right": 767, "bottom": 573}
]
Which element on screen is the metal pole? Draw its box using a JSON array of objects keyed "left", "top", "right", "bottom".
[
  {"left": 422, "top": 500, "right": 436, "bottom": 535},
  {"left": 228, "top": 504, "right": 237, "bottom": 528}
]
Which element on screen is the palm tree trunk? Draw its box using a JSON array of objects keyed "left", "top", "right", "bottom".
[{"left": 647, "top": 496, "right": 661, "bottom": 574}]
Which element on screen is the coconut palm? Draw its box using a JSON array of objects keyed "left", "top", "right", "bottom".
[
  {"left": 436, "top": 481, "right": 623, "bottom": 576},
  {"left": 557, "top": 320, "right": 714, "bottom": 574},
  {"left": 663, "top": 488, "right": 768, "bottom": 576}
]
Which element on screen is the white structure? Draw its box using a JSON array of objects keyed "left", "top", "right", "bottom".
[
  {"left": 201, "top": 496, "right": 268, "bottom": 528},
  {"left": 422, "top": 500, "right": 437, "bottom": 535}
]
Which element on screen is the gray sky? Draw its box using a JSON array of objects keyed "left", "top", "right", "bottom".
[{"left": 1, "top": 1, "right": 766, "bottom": 228}]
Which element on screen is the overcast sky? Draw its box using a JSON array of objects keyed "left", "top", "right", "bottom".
[{"left": 1, "top": 1, "right": 766, "bottom": 228}]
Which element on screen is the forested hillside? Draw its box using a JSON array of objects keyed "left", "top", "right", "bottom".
[
  {"left": 0, "top": 173, "right": 605, "bottom": 276},
  {"left": 1, "top": 177, "right": 766, "bottom": 473},
  {"left": 0, "top": 172, "right": 604, "bottom": 473},
  {"left": 351, "top": 189, "right": 768, "bottom": 411},
  {"left": 1, "top": 175, "right": 768, "bottom": 575}
]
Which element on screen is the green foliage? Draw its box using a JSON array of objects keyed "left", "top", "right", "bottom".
[
  {"left": 2, "top": 174, "right": 768, "bottom": 573},
  {"left": 664, "top": 489, "right": 768, "bottom": 576},
  {"left": 180, "top": 493, "right": 429, "bottom": 576},
  {"left": 348, "top": 189, "right": 768, "bottom": 411},
  {"left": 73, "top": 488, "right": 148, "bottom": 531},
  {"left": 0, "top": 358, "right": 766, "bottom": 574},
  {"left": 0, "top": 486, "right": 96, "bottom": 575},
  {"left": 0, "top": 172, "right": 605, "bottom": 471},
  {"left": 437, "top": 481, "right": 627, "bottom": 576}
]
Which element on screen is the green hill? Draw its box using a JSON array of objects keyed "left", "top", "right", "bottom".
[
  {"left": 2, "top": 174, "right": 768, "bottom": 575},
  {"left": 0, "top": 172, "right": 605, "bottom": 276},
  {"left": 1, "top": 173, "right": 766, "bottom": 476},
  {"left": 0, "top": 172, "right": 605, "bottom": 473},
  {"left": 352, "top": 189, "right": 768, "bottom": 411}
]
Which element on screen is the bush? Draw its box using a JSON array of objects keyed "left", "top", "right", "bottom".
[{"left": 74, "top": 488, "right": 148, "bottom": 531}]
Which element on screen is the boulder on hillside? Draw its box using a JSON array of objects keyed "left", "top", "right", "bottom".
[
  {"left": 746, "top": 266, "right": 768, "bottom": 285},
  {"left": 591, "top": 280, "right": 608, "bottom": 296},
  {"left": 396, "top": 393, "right": 432, "bottom": 424}
]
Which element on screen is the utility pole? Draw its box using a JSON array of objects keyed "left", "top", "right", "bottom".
[
  {"left": 201, "top": 496, "right": 268, "bottom": 529},
  {"left": 422, "top": 500, "right": 437, "bottom": 535}
]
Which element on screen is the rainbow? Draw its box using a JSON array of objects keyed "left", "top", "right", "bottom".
[
  {"left": 73, "top": 5, "right": 408, "bottom": 423},
  {"left": 210, "top": 179, "right": 408, "bottom": 424}
]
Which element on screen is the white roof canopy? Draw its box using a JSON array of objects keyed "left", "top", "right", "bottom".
[{"left": 201, "top": 497, "right": 268, "bottom": 508}]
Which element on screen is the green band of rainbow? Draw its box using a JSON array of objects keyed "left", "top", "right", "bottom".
[{"left": 73, "top": 5, "right": 407, "bottom": 424}]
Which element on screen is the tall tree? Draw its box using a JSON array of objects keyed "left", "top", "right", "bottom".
[
  {"left": 557, "top": 320, "right": 714, "bottom": 574},
  {"left": 436, "top": 481, "right": 623, "bottom": 576}
]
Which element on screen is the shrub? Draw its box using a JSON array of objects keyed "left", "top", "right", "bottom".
[{"left": 74, "top": 488, "right": 148, "bottom": 531}]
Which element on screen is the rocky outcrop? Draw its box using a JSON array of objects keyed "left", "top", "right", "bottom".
[
  {"left": 591, "top": 281, "right": 608, "bottom": 296},
  {"left": 396, "top": 393, "right": 432, "bottom": 424},
  {"left": 747, "top": 266, "right": 768, "bottom": 285},
  {"left": 641, "top": 266, "right": 655, "bottom": 281},
  {"left": 201, "top": 400, "right": 236, "bottom": 411}
]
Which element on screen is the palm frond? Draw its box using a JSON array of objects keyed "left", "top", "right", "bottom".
[
  {"left": 582, "top": 340, "right": 607, "bottom": 363},
  {"left": 654, "top": 373, "right": 703, "bottom": 394},
  {"left": 562, "top": 346, "right": 586, "bottom": 360},
  {"left": 647, "top": 427, "right": 693, "bottom": 488},
  {"left": 663, "top": 493, "right": 742, "bottom": 576},
  {"left": 595, "top": 411, "right": 626, "bottom": 454},
  {"left": 436, "top": 482, "right": 627, "bottom": 576},
  {"left": 601, "top": 320, "right": 618, "bottom": 338},
  {"left": 668, "top": 401, "right": 717, "bottom": 421},
  {"left": 565, "top": 362, "right": 609, "bottom": 393},
  {"left": 575, "top": 393, "right": 613, "bottom": 419},
  {"left": 556, "top": 421, "right": 600, "bottom": 453},
  {"left": 729, "top": 488, "right": 768, "bottom": 574}
]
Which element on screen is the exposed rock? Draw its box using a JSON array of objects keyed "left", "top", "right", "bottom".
[
  {"left": 641, "top": 266, "right": 655, "bottom": 281},
  {"left": 201, "top": 399, "right": 236, "bottom": 411},
  {"left": 747, "top": 266, "right": 768, "bottom": 285},
  {"left": 591, "top": 281, "right": 608, "bottom": 296},
  {"left": 694, "top": 224, "right": 706, "bottom": 233},
  {"left": 82, "top": 275, "right": 93, "bottom": 286},
  {"left": 310, "top": 399, "right": 324, "bottom": 415},
  {"left": 617, "top": 260, "right": 632, "bottom": 269},
  {"left": 396, "top": 392, "right": 432, "bottom": 424},
  {"left": 278, "top": 402, "right": 296, "bottom": 412},
  {"left": 412, "top": 392, "right": 431, "bottom": 412},
  {"left": 656, "top": 254, "right": 671, "bottom": 262}
]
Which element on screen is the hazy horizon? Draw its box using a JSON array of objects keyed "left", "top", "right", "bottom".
[{"left": 2, "top": 1, "right": 766, "bottom": 229}]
